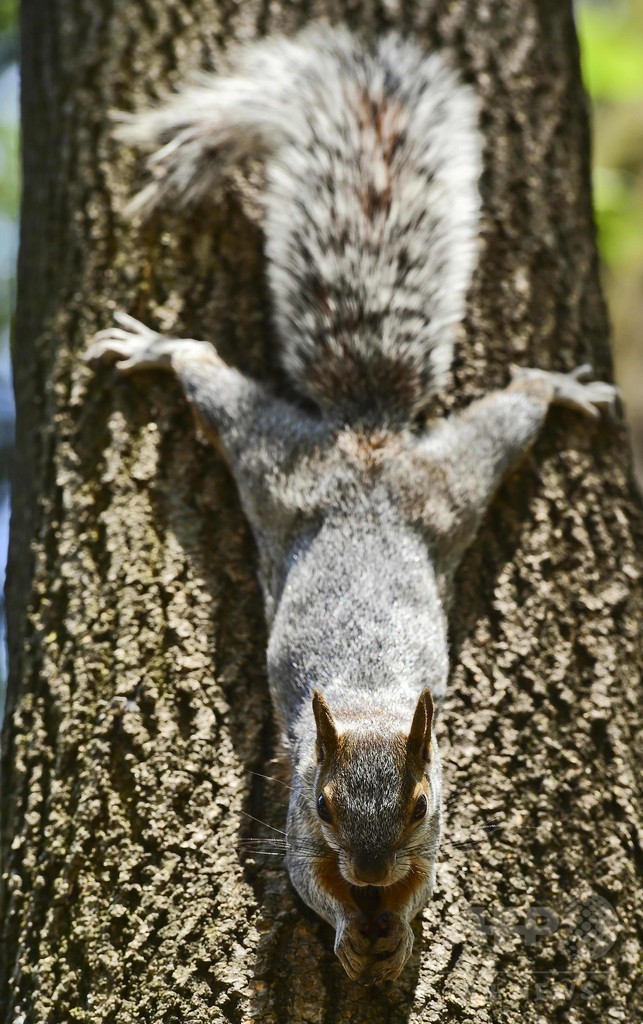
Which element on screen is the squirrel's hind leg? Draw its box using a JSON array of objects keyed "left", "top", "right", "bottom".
[
  {"left": 87, "top": 312, "right": 299, "bottom": 448},
  {"left": 86, "top": 313, "right": 329, "bottom": 526},
  {"left": 419, "top": 366, "right": 618, "bottom": 559},
  {"left": 86, "top": 313, "right": 251, "bottom": 449}
]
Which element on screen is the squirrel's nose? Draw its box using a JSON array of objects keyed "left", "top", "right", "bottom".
[{"left": 353, "top": 854, "right": 390, "bottom": 885}]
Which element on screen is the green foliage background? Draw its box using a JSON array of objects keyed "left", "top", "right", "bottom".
[
  {"left": 578, "top": 0, "right": 643, "bottom": 484},
  {"left": 580, "top": 1, "right": 643, "bottom": 266}
]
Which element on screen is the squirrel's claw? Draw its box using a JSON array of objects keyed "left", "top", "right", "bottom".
[
  {"left": 84, "top": 336, "right": 134, "bottom": 368},
  {"left": 84, "top": 335, "right": 166, "bottom": 375},
  {"left": 569, "top": 363, "right": 593, "bottom": 382},
  {"left": 85, "top": 314, "right": 176, "bottom": 375},
  {"left": 86, "top": 314, "right": 221, "bottom": 376},
  {"left": 113, "top": 311, "right": 161, "bottom": 336},
  {"left": 511, "top": 364, "right": 619, "bottom": 420},
  {"left": 553, "top": 372, "right": 620, "bottom": 419}
]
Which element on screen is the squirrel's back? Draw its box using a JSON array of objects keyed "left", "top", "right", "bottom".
[{"left": 118, "top": 26, "right": 482, "bottom": 424}]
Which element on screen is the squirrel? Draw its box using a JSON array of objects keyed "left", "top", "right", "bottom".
[{"left": 86, "top": 25, "right": 618, "bottom": 983}]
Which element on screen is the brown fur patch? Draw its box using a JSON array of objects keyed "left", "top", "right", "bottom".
[
  {"left": 378, "top": 861, "right": 430, "bottom": 915},
  {"left": 317, "top": 852, "right": 359, "bottom": 909},
  {"left": 335, "top": 427, "right": 403, "bottom": 472},
  {"left": 355, "top": 89, "right": 406, "bottom": 221}
]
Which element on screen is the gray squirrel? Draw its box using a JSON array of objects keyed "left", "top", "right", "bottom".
[{"left": 86, "top": 25, "right": 617, "bottom": 983}]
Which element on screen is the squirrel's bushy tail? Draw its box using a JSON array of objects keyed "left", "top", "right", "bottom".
[{"left": 118, "top": 26, "right": 482, "bottom": 424}]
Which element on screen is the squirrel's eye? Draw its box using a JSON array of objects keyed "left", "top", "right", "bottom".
[
  {"left": 412, "top": 794, "right": 428, "bottom": 821},
  {"left": 317, "top": 793, "right": 332, "bottom": 823}
]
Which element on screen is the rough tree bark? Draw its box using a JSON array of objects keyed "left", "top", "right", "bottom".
[{"left": 1, "top": 1, "right": 641, "bottom": 1022}]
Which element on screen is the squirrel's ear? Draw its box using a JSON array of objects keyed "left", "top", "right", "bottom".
[
  {"left": 312, "top": 690, "right": 339, "bottom": 763},
  {"left": 407, "top": 688, "right": 435, "bottom": 763}
]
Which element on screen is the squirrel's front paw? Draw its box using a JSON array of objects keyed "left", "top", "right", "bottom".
[
  {"left": 365, "top": 914, "right": 415, "bottom": 984},
  {"left": 334, "top": 915, "right": 373, "bottom": 981},
  {"left": 335, "top": 913, "right": 414, "bottom": 983},
  {"left": 511, "top": 364, "right": 619, "bottom": 420}
]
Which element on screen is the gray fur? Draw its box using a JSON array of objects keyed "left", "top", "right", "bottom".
[{"left": 86, "top": 26, "right": 618, "bottom": 982}]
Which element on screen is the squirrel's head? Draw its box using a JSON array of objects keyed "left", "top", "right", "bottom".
[{"left": 311, "top": 688, "right": 440, "bottom": 888}]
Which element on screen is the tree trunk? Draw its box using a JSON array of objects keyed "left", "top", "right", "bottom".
[{"left": 2, "top": 1, "right": 641, "bottom": 1021}]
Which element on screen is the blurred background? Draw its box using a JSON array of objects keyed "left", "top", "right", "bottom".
[
  {"left": 579, "top": 0, "right": 643, "bottom": 486},
  {"left": 0, "top": 0, "right": 641, "bottom": 714},
  {"left": 0, "top": 0, "right": 17, "bottom": 718}
]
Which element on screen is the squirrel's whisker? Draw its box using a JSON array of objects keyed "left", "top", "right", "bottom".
[
  {"left": 238, "top": 838, "right": 324, "bottom": 854},
  {"left": 240, "top": 811, "right": 289, "bottom": 836},
  {"left": 242, "top": 851, "right": 326, "bottom": 862},
  {"left": 248, "top": 769, "right": 294, "bottom": 792}
]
